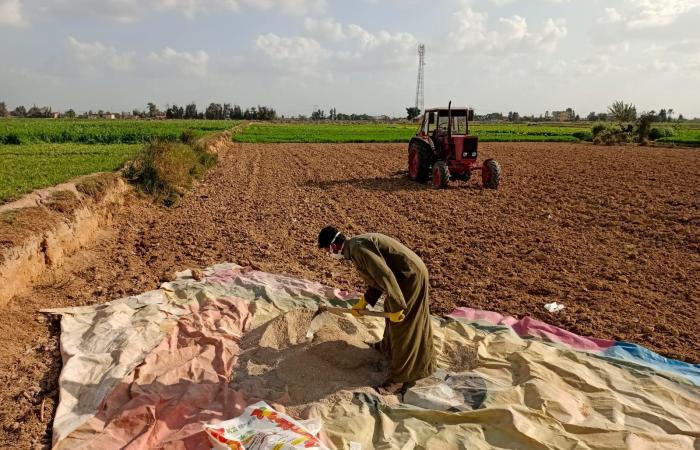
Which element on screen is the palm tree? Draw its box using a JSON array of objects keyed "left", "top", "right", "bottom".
[
  {"left": 668, "top": 108, "right": 674, "bottom": 122},
  {"left": 608, "top": 100, "right": 637, "bottom": 123}
]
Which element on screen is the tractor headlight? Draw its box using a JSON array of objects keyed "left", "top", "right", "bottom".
[{"left": 462, "top": 152, "right": 468, "bottom": 158}]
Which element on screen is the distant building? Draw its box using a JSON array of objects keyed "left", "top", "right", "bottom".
[
  {"left": 551, "top": 109, "right": 575, "bottom": 122},
  {"left": 52, "top": 112, "right": 61, "bottom": 119},
  {"left": 101, "top": 113, "right": 116, "bottom": 120}
]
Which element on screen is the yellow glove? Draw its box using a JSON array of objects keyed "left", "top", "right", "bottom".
[
  {"left": 351, "top": 296, "right": 367, "bottom": 317},
  {"left": 388, "top": 310, "right": 406, "bottom": 323}
]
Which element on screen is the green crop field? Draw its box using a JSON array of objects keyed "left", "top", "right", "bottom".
[
  {"left": 656, "top": 124, "right": 700, "bottom": 146},
  {"left": 234, "top": 122, "right": 593, "bottom": 143},
  {"left": 0, "top": 119, "right": 234, "bottom": 145},
  {"left": 234, "top": 122, "right": 700, "bottom": 145},
  {"left": 0, "top": 143, "right": 141, "bottom": 202},
  {"left": 0, "top": 119, "right": 237, "bottom": 203},
  {"left": 471, "top": 124, "right": 590, "bottom": 142}
]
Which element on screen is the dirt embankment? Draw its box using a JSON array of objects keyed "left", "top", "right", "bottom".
[
  {"left": 1, "top": 141, "right": 698, "bottom": 448},
  {"left": 0, "top": 174, "right": 128, "bottom": 307}
]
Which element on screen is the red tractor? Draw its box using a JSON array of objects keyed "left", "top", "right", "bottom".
[{"left": 408, "top": 102, "right": 502, "bottom": 189}]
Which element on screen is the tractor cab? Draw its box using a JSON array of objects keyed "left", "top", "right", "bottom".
[
  {"left": 408, "top": 102, "right": 501, "bottom": 189},
  {"left": 418, "top": 107, "right": 478, "bottom": 161}
]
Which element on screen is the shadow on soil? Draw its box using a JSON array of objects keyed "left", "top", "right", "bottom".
[{"left": 305, "top": 171, "right": 483, "bottom": 192}]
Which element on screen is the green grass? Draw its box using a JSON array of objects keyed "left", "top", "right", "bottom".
[
  {"left": 0, "top": 143, "right": 140, "bottom": 202},
  {"left": 0, "top": 118, "right": 235, "bottom": 145},
  {"left": 0, "top": 119, "right": 237, "bottom": 204},
  {"left": 234, "top": 122, "right": 593, "bottom": 143},
  {"left": 656, "top": 125, "right": 700, "bottom": 146},
  {"left": 472, "top": 124, "right": 590, "bottom": 142}
]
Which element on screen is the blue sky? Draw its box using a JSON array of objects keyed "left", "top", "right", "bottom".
[{"left": 1, "top": 0, "right": 699, "bottom": 117}]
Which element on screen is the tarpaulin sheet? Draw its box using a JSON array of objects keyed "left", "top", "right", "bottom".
[
  {"left": 53, "top": 296, "right": 252, "bottom": 449},
  {"left": 48, "top": 264, "right": 700, "bottom": 449},
  {"left": 448, "top": 307, "right": 700, "bottom": 387}
]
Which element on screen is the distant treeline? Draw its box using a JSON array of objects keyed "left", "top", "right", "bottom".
[
  {"left": 1, "top": 100, "right": 693, "bottom": 123},
  {"left": 0, "top": 101, "right": 277, "bottom": 120},
  {"left": 162, "top": 103, "right": 277, "bottom": 120}
]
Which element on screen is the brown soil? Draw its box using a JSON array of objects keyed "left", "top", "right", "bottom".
[{"left": 1, "top": 142, "right": 698, "bottom": 448}]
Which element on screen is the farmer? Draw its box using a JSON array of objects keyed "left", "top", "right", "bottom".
[{"left": 317, "top": 226, "right": 435, "bottom": 394}]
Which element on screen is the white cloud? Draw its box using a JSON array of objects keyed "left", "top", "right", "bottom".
[
  {"left": 624, "top": 0, "right": 700, "bottom": 28},
  {"left": 450, "top": 7, "right": 568, "bottom": 54},
  {"left": 490, "top": 0, "right": 570, "bottom": 4},
  {"left": 66, "top": 36, "right": 135, "bottom": 72},
  {"left": 27, "top": 0, "right": 326, "bottom": 23},
  {"left": 0, "top": 0, "right": 27, "bottom": 27},
  {"left": 304, "top": 16, "right": 345, "bottom": 41},
  {"left": 597, "top": 7, "right": 624, "bottom": 24},
  {"left": 572, "top": 54, "right": 614, "bottom": 76},
  {"left": 254, "top": 33, "right": 327, "bottom": 71},
  {"left": 256, "top": 18, "right": 418, "bottom": 77},
  {"left": 154, "top": 0, "right": 326, "bottom": 18},
  {"left": 146, "top": 47, "right": 210, "bottom": 77},
  {"left": 499, "top": 15, "right": 529, "bottom": 40}
]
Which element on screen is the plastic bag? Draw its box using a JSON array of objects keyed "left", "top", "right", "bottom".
[{"left": 205, "top": 401, "right": 329, "bottom": 450}]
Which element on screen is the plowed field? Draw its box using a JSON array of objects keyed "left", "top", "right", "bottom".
[{"left": 1, "top": 141, "right": 699, "bottom": 448}]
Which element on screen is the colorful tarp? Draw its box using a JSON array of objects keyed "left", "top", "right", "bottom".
[
  {"left": 448, "top": 307, "right": 700, "bottom": 387},
  {"left": 46, "top": 264, "right": 700, "bottom": 449}
]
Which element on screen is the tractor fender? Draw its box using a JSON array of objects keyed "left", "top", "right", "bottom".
[
  {"left": 410, "top": 136, "right": 435, "bottom": 153},
  {"left": 408, "top": 136, "right": 435, "bottom": 155}
]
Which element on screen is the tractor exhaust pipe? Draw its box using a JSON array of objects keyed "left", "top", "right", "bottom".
[{"left": 447, "top": 100, "right": 452, "bottom": 139}]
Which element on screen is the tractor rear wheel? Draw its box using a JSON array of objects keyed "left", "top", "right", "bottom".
[
  {"left": 408, "top": 140, "right": 430, "bottom": 182},
  {"left": 482, "top": 159, "right": 502, "bottom": 189},
  {"left": 432, "top": 161, "right": 450, "bottom": 189}
]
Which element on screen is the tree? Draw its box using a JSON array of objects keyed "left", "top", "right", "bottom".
[
  {"left": 12, "top": 105, "right": 26, "bottom": 117},
  {"left": 608, "top": 100, "right": 637, "bottom": 123},
  {"left": 256, "top": 105, "right": 276, "bottom": 120},
  {"left": 636, "top": 112, "right": 656, "bottom": 143},
  {"left": 205, "top": 103, "right": 223, "bottom": 119},
  {"left": 311, "top": 108, "right": 325, "bottom": 120},
  {"left": 678, "top": 114, "right": 685, "bottom": 122},
  {"left": 184, "top": 103, "right": 198, "bottom": 119},
  {"left": 223, "top": 103, "right": 233, "bottom": 119},
  {"left": 244, "top": 107, "right": 258, "bottom": 120},
  {"left": 27, "top": 105, "right": 52, "bottom": 118},
  {"left": 667, "top": 108, "right": 674, "bottom": 121},
  {"left": 658, "top": 109, "right": 667, "bottom": 122},
  {"left": 64, "top": 109, "right": 76, "bottom": 118},
  {"left": 231, "top": 105, "right": 243, "bottom": 119},
  {"left": 147, "top": 102, "right": 159, "bottom": 118},
  {"left": 406, "top": 107, "right": 421, "bottom": 120},
  {"left": 166, "top": 104, "right": 184, "bottom": 119},
  {"left": 0, "top": 102, "right": 7, "bottom": 117}
]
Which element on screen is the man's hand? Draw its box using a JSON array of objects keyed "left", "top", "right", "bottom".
[
  {"left": 388, "top": 310, "right": 406, "bottom": 323},
  {"left": 351, "top": 295, "right": 367, "bottom": 317}
]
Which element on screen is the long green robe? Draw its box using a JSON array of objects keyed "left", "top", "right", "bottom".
[{"left": 343, "top": 233, "right": 435, "bottom": 383}]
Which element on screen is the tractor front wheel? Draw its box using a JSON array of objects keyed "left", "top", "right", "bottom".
[
  {"left": 408, "top": 140, "right": 430, "bottom": 182},
  {"left": 432, "top": 161, "right": 450, "bottom": 189},
  {"left": 482, "top": 159, "right": 502, "bottom": 189}
]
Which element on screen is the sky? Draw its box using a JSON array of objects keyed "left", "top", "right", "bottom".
[{"left": 1, "top": 0, "right": 699, "bottom": 117}]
